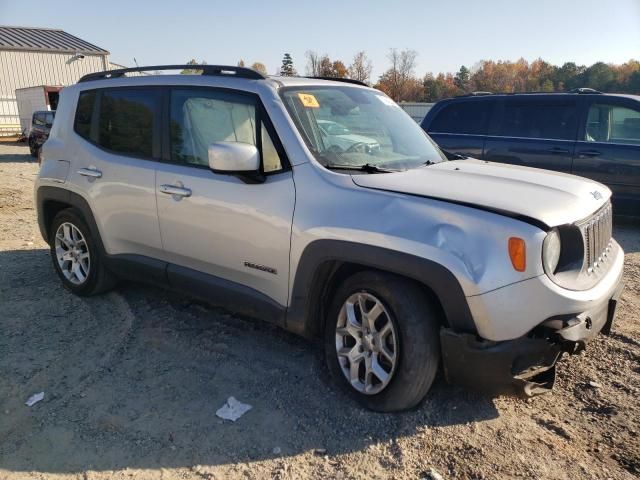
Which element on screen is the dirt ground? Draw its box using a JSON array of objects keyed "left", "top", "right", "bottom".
[{"left": 0, "top": 143, "right": 638, "bottom": 480}]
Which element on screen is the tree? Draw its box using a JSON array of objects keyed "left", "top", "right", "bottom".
[
  {"left": 181, "top": 59, "right": 207, "bottom": 75},
  {"left": 305, "top": 50, "right": 322, "bottom": 76},
  {"left": 280, "top": 53, "right": 296, "bottom": 76},
  {"left": 454, "top": 65, "right": 471, "bottom": 92},
  {"left": 330, "top": 60, "right": 348, "bottom": 78},
  {"left": 375, "top": 48, "right": 419, "bottom": 101},
  {"left": 250, "top": 62, "right": 268, "bottom": 76},
  {"left": 348, "top": 51, "right": 373, "bottom": 84}
]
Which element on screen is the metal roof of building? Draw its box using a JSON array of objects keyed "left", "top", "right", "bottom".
[{"left": 0, "top": 26, "right": 109, "bottom": 55}]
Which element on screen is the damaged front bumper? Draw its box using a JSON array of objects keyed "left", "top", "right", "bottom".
[{"left": 441, "top": 282, "right": 624, "bottom": 396}]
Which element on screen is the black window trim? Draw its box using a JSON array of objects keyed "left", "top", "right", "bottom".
[
  {"left": 74, "top": 86, "right": 164, "bottom": 162},
  {"left": 161, "top": 85, "right": 291, "bottom": 176}
]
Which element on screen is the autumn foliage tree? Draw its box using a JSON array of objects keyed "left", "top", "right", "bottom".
[
  {"left": 375, "top": 49, "right": 420, "bottom": 101},
  {"left": 419, "top": 58, "right": 640, "bottom": 101},
  {"left": 348, "top": 51, "right": 373, "bottom": 84}
]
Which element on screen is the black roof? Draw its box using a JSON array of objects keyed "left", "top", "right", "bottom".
[{"left": 0, "top": 26, "right": 109, "bottom": 55}]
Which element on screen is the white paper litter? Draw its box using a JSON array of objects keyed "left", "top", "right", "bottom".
[
  {"left": 215, "top": 396, "right": 252, "bottom": 421},
  {"left": 25, "top": 392, "right": 44, "bottom": 407}
]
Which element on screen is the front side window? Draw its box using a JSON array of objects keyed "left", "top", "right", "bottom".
[
  {"left": 170, "top": 89, "right": 283, "bottom": 172},
  {"left": 586, "top": 103, "right": 640, "bottom": 144},
  {"left": 98, "top": 88, "right": 159, "bottom": 158},
  {"left": 281, "top": 87, "right": 445, "bottom": 171},
  {"left": 498, "top": 100, "right": 577, "bottom": 140},
  {"left": 429, "top": 100, "right": 492, "bottom": 135}
]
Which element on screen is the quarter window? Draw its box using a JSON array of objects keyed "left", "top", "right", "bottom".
[
  {"left": 74, "top": 91, "right": 97, "bottom": 141},
  {"left": 586, "top": 104, "right": 640, "bottom": 144},
  {"left": 429, "top": 101, "right": 492, "bottom": 135},
  {"left": 98, "top": 89, "right": 159, "bottom": 158},
  {"left": 170, "top": 88, "right": 283, "bottom": 172},
  {"left": 497, "top": 101, "right": 577, "bottom": 140}
]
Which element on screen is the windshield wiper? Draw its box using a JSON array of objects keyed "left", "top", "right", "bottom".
[
  {"left": 441, "top": 149, "right": 468, "bottom": 160},
  {"left": 324, "top": 163, "right": 400, "bottom": 173}
]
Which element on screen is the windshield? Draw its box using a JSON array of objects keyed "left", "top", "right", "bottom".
[{"left": 281, "top": 86, "right": 446, "bottom": 170}]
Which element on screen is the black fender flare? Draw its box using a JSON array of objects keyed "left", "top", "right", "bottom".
[
  {"left": 36, "top": 186, "right": 106, "bottom": 255},
  {"left": 285, "top": 240, "right": 477, "bottom": 337}
]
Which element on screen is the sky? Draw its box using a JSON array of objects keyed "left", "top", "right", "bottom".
[{"left": 1, "top": 0, "right": 639, "bottom": 79}]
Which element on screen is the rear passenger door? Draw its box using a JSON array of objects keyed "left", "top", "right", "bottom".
[
  {"left": 423, "top": 99, "right": 493, "bottom": 158},
  {"left": 154, "top": 87, "right": 295, "bottom": 309},
  {"left": 483, "top": 97, "right": 578, "bottom": 173},
  {"left": 574, "top": 97, "right": 640, "bottom": 216},
  {"left": 71, "top": 87, "right": 164, "bottom": 258}
]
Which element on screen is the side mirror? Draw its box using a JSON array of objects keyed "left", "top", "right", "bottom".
[{"left": 208, "top": 142, "right": 260, "bottom": 173}]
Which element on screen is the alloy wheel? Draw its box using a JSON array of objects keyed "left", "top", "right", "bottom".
[
  {"left": 54, "top": 222, "right": 90, "bottom": 285},
  {"left": 335, "top": 292, "right": 399, "bottom": 394}
]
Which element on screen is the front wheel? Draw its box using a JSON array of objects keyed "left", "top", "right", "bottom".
[{"left": 324, "top": 271, "right": 441, "bottom": 412}]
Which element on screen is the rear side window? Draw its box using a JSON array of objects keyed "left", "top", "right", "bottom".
[
  {"left": 497, "top": 100, "right": 577, "bottom": 140},
  {"left": 586, "top": 103, "right": 640, "bottom": 144},
  {"left": 74, "top": 91, "right": 97, "bottom": 141},
  {"left": 98, "top": 89, "right": 159, "bottom": 158},
  {"left": 429, "top": 101, "right": 492, "bottom": 135}
]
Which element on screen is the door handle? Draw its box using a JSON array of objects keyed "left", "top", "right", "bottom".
[
  {"left": 159, "top": 184, "right": 192, "bottom": 197},
  {"left": 578, "top": 150, "right": 602, "bottom": 158},
  {"left": 77, "top": 167, "right": 102, "bottom": 178},
  {"left": 546, "top": 147, "right": 570, "bottom": 154}
]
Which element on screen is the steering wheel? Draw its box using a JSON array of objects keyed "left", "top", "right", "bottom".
[{"left": 346, "top": 142, "right": 368, "bottom": 153}]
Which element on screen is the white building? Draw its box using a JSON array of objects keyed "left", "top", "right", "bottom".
[{"left": 0, "top": 26, "right": 110, "bottom": 134}]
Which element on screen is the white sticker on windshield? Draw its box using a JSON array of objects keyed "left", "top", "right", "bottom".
[{"left": 376, "top": 95, "right": 399, "bottom": 107}]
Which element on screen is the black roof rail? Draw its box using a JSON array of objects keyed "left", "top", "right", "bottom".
[
  {"left": 569, "top": 87, "right": 602, "bottom": 94},
  {"left": 455, "top": 91, "right": 493, "bottom": 97},
  {"left": 306, "top": 76, "right": 368, "bottom": 87},
  {"left": 78, "top": 64, "right": 266, "bottom": 83}
]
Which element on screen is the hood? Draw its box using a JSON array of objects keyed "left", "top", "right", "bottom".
[{"left": 351, "top": 159, "right": 610, "bottom": 228}]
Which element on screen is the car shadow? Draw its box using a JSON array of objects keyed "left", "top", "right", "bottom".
[
  {"left": 0, "top": 248, "right": 500, "bottom": 474},
  {"left": 0, "top": 143, "right": 34, "bottom": 163}
]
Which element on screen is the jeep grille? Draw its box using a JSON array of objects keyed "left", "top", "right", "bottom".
[{"left": 577, "top": 202, "right": 613, "bottom": 274}]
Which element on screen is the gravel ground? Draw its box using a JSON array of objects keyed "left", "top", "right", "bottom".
[{"left": 0, "top": 143, "right": 638, "bottom": 480}]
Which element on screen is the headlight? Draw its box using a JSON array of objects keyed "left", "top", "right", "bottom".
[{"left": 542, "top": 228, "right": 561, "bottom": 274}]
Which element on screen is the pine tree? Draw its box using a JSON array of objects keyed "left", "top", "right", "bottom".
[{"left": 280, "top": 53, "right": 296, "bottom": 76}]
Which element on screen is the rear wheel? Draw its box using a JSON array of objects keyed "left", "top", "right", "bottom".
[
  {"left": 49, "top": 209, "right": 116, "bottom": 296},
  {"left": 324, "top": 270, "right": 441, "bottom": 412}
]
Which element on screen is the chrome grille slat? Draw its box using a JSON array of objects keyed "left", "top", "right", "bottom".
[{"left": 578, "top": 202, "right": 612, "bottom": 274}]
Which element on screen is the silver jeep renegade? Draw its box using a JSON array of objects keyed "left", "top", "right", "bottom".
[{"left": 35, "top": 65, "right": 624, "bottom": 412}]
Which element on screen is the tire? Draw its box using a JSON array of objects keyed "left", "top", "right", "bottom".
[
  {"left": 29, "top": 140, "right": 38, "bottom": 158},
  {"left": 49, "top": 208, "right": 116, "bottom": 296},
  {"left": 324, "top": 270, "right": 441, "bottom": 412}
]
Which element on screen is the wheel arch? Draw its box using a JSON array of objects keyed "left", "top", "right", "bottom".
[
  {"left": 36, "top": 186, "right": 105, "bottom": 255},
  {"left": 285, "top": 240, "right": 477, "bottom": 338}
]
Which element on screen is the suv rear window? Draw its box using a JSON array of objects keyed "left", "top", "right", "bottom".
[
  {"left": 98, "top": 89, "right": 159, "bottom": 158},
  {"left": 497, "top": 100, "right": 577, "bottom": 140},
  {"left": 429, "top": 100, "right": 492, "bottom": 135}
]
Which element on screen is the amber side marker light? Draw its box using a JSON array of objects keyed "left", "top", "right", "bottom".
[{"left": 508, "top": 237, "right": 526, "bottom": 272}]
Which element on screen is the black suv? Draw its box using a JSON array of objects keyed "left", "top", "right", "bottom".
[
  {"left": 421, "top": 91, "right": 640, "bottom": 216},
  {"left": 28, "top": 110, "right": 55, "bottom": 158}
]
